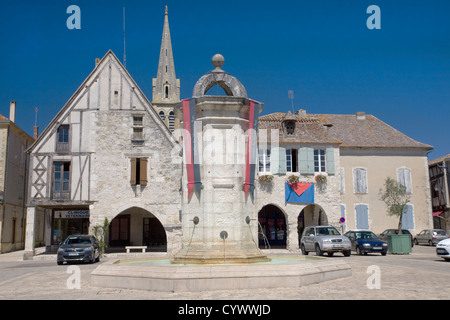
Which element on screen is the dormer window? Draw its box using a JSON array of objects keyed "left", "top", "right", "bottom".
[{"left": 285, "top": 121, "right": 295, "bottom": 135}]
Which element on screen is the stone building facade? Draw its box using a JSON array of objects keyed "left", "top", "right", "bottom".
[
  {"left": 0, "top": 102, "right": 37, "bottom": 253},
  {"left": 256, "top": 111, "right": 433, "bottom": 251}
]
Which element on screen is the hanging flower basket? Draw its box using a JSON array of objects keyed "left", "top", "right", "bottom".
[
  {"left": 315, "top": 174, "right": 327, "bottom": 184},
  {"left": 259, "top": 174, "right": 274, "bottom": 183},
  {"left": 288, "top": 175, "right": 299, "bottom": 184}
]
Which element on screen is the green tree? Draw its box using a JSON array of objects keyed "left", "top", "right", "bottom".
[{"left": 379, "top": 177, "right": 411, "bottom": 234}]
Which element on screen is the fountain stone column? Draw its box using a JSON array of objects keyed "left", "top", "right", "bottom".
[{"left": 172, "top": 54, "right": 270, "bottom": 264}]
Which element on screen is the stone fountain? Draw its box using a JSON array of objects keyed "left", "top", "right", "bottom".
[{"left": 90, "top": 55, "right": 351, "bottom": 292}]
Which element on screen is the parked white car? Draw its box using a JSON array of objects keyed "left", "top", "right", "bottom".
[{"left": 436, "top": 238, "right": 450, "bottom": 261}]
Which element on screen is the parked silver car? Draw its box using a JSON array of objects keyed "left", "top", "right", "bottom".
[
  {"left": 300, "top": 226, "right": 351, "bottom": 257},
  {"left": 414, "top": 229, "right": 449, "bottom": 246}
]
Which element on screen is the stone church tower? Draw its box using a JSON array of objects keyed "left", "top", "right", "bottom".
[{"left": 152, "top": 6, "right": 181, "bottom": 133}]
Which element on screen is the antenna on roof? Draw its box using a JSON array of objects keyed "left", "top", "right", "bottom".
[
  {"left": 288, "top": 90, "right": 294, "bottom": 114},
  {"left": 123, "top": 6, "right": 127, "bottom": 68}
]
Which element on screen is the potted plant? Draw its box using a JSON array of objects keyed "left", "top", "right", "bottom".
[
  {"left": 259, "top": 174, "right": 274, "bottom": 183},
  {"left": 288, "top": 174, "right": 299, "bottom": 184},
  {"left": 379, "top": 177, "right": 412, "bottom": 254},
  {"left": 315, "top": 174, "right": 327, "bottom": 184}
]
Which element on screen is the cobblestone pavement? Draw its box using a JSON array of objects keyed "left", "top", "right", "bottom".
[{"left": 0, "top": 245, "right": 448, "bottom": 300}]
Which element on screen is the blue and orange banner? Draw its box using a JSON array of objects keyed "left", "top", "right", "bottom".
[
  {"left": 182, "top": 98, "right": 201, "bottom": 198},
  {"left": 285, "top": 182, "right": 314, "bottom": 203},
  {"left": 244, "top": 100, "right": 261, "bottom": 198}
]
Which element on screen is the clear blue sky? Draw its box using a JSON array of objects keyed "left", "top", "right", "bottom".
[{"left": 0, "top": 0, "right": 449, "bottom": 159}]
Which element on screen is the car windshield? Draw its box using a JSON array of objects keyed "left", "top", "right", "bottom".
[
  {"left": 355, "top": 231, "right": 378, "bottom": 240},
  {"left": 316, "top": 227, "right": 340, "bottom": 236},
  {"left": 63, "top": 236, "right": 92, "bottom": 245}
]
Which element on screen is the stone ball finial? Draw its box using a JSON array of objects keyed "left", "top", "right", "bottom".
[{"left": 211, "top": 54, "right": 225, "bottom": 71}]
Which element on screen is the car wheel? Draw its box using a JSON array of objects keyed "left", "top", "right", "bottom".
[
  {"left": 381, "top": 252, "right": 387, "bottom": 256},
  {"left": 90, "top": 251, "right": 96, "bottom": 263},
  {"left": 414, "top": 239, "right": 418, "bottom": 245},
  {"left": 356, "top": 246, "right": 362, "bottom": 255},
  {"left": 328, "top": 252, "right": 334, "bottom": 257},
  {"left": 343, "top": 250, "right": 351, "bottom": 257},
  {"left": 57, "top": 261, "right": 63, "bottom": 265},
  {"left": 315, "top": 244, "right": 323, "bottom": 256},
  {"left": 301, "top": 244, "right": 308, "bottom": 255},
  {"left": 95, "top": 250, "right": 100, "bottom": 263},
  {"left": 429, "top": 240, "right": 434, "bottom": 246}
]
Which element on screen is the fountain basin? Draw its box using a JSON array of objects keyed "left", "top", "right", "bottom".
[{"left": 90, "top": 255, "right": 351, "bottom": 292}]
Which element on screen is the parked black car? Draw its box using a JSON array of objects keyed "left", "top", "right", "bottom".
[
  {"left": 57, "top": 234, "right": 100, "bottom": 265},
  {"left": 379, "top": 229, "right": 414, "bottom": 247},
  {"left": 344, "top": 230, "right": 388, "bottom": 255}
]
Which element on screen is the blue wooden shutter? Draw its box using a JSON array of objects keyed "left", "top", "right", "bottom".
[
  {"left": 326, "top": 148, "right": 335, "bottom": 175},
  {"left": 355, "top": 204, "right": 369, "bottom": 229},
  {"left": 401, "top": 205, "right": 414, "bottom": 229},
  {"left": 271, "top": 147, "right": 286, "bottom": 175},
  {"left": 299, "top": 147, "right": 314, "bottom": 175},
  {"left": 340, "top": 204, "right": 346, "bottom": 230}
]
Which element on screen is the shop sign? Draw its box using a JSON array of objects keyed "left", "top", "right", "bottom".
[{"left": 54, "top": 210, "right": 90, "bottom": 219}]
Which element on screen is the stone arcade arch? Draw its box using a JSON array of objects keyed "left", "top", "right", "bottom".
[
  {"left": 258, "top": 204, "right": 287, "bottom": 249},
  {"left": 108, "top": 206, "right": 167, "bottom": 252},
  {"left": 298, "top": 204, "right": 328, "bottom": 246}
]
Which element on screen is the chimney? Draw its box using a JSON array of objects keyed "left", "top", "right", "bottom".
[
  {"left": 9, "top": 101, "right": 16, "bottom": 123},
  {"left": 356, "top": 111, "right": 366, "bottom": 120},
  {"left": 33, "top": 126, "right": 39, "bottom": 140},
  {"left": 295, "top": 109, "right": 307, "bottom": 116}
]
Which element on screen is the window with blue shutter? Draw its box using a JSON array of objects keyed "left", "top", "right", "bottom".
[
  {"left": 397, "top": 168, "right": 412, "bottom": 193},
  {"left": 401, "top": 205, "right": 414, "bottom": 229},
  {"left": 353, "top": 168, "right": 368, "bottom": 193},
  {"left": 299, "top": 147, "right": 314, "bottom": 175},
  {"left": 271, "top": 147, "right": 286, "bottom": 175},
  {"left": 326, "top": 148, "right": 335, "bottom": 174},
  {"left": 340, "top": 204, "right": 346, "bottom": 230},
  {"left": 355, "top": 204, "right": 369, "bottom": 229}
]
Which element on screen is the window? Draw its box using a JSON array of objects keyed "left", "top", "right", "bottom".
[
  {"left": 286, "top": 149, "right": 298, "bottom": 172},
  {"left": 355, "top": 204, "right": 369, "bottom": 229},
  {"left": 314, "top": 149, "right": 326, "bottom": 173},
  {"left": 56, "top": 125, "right": 70, "bottom": 152},
  {"left": 168, "top": 111, "right": 175, "bottom": 132},
  {"left": 353, "top": 168, "right": 368, "bottom": 193},
  {"left": 285, "top": 121, "right": 295, "bottom": 135},
  {"left": 53, "top": 162, "right": 70, "bottom": 200},
  {"left": 159, "top": 111, "right": 166, "bottom": 121},
  {"left": 133, "top": 116, "right": 143, "bottom": 126},
  {"left": 130, "top": 158, "right": 148, "bottom": 186},
  {"left": 132, "top": 115, "right": 144, "bottom": 142},
  {"left": 402, "top": 205, "right": 414, "bottom": 229},
  {"left": 397, "top": 168, "right": 412, "bottom": 193},
  {"left": 165, "top": 86, "right": 169, "bottom": 99},
  {"left": 339, "top": 168, "right": 345, "bottom": 193},
  {"left": 258, "top": 149, "right": 271, "bottom": 173}
]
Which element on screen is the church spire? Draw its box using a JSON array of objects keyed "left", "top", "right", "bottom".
[{"left": 152, "top": 5, "right": 180, "bottom": 104}]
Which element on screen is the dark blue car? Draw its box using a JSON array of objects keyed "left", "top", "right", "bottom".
[{"left": 344, "top": 230, "right": 388, "bottom": 256}]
